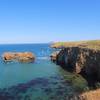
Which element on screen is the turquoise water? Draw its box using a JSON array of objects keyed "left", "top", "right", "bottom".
[{"left": 0, "top": 44, "right": 85, "bottom": 100}]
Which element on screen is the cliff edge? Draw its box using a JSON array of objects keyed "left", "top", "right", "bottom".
[
  {"left": 51, "top": 40, "right": 100, "bottom": 100},
  {"left": 51, "top": 40, "right": 100, "bottom": 87}
]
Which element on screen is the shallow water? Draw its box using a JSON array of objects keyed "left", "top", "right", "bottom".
[{"left": 0, "top": 44, "right": 86, "bottom": 100}]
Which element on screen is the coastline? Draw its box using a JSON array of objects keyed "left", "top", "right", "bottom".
[
  {"left": 51, "top": 40, "right": 100, "bottom": 100},
  {"left": 0, "top": 42, "right": 99, "bottom": 99}
]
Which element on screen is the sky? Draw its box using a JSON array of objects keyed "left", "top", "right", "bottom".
[{"left": 0, "top": 0, "right": 100, "bottom": 43}]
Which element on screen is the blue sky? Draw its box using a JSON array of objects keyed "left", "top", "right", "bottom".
[{"left": 0, "top": 0, "right": 100, "bottom": 43}]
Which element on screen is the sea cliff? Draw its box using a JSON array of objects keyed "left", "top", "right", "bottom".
[
  {"left": 51, "top": 40, "right": 100, "bottom": 86},
  {"left": 51, "top": 40, "right": 100, "bottom": 100},
  {"left": 56, "top": 47, "right": 100, "bottom": 87}
]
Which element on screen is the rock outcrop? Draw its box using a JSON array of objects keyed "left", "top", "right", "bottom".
[
  {"left": 52, "top": 47, "right": 100, "bottom": 87},
  {"left": 51, "top": 40, "right": 100, "bottom": 99},
  {"left": 78, "top": 89, "right": 100, "bottom": 100},
  {"left": 66, "top": 89, "right": 100, "bottom": 100},
  {"left": 50, "top": 51, "right": 60, "bottom": 62},
  {"left": 71, "top": 89, "right": 100, "bottom": 100},
  {"left": 2, "top": 52, "right": 35, "bottom": 63}
]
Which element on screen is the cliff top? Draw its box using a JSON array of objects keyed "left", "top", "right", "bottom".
[{"left": 51, "top": 40, "right": 100, "bottom": 50}]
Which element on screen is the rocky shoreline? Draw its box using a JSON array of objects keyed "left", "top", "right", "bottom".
[
  {"left": 51, "top": 40, "right": 100, "bottom": 100},
  {"left": 56, "top": 47, "right": 100, "bottom": 87}
]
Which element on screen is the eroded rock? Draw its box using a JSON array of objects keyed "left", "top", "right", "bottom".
[
  {"left": 2, "top": 52, "right": 35, "bottom": 63},
  {"left": 50, "top": 51, "right": 60, "bottom": 62},
  {"left": 52, "top": 47, "right": 100, "bottom": 87},
  {"left": 74, "top": 89, "right": 100, "bottom": 100}
]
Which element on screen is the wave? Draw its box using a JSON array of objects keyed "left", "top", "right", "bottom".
[{"left": 37, "top": 57, "right": 50, "bottom": 60}]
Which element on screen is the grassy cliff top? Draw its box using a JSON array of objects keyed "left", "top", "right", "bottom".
[{"left": 51, "top": 40, "right": 100, "bottom": 50}]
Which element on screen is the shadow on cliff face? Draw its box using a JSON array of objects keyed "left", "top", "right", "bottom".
[
  {"left": 56, "top": 48, "right": 76, "bottom": 72},
  {"left": 60, "top": 64, "right": 100, "bottom": 89},
  {"left": 80, "top": 70, "right": 99, "bottom": 88}
]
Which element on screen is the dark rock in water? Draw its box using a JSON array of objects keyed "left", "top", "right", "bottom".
[
  {"left": 18, "top": 84, "right": 29, "bottom": 90},
  {"left": 44, "top": 88, "right": 53, "bottom": 95},
  {"left": 15, "top": 96, "right": 22, "bottom": 100},
  {"left": 0, "top": 77, "right": 51, "bottom": 100},
  {"left": 29, "top": 78, "right": 49, "bottom": 87},
  {"left": 50, "top": 96, "right": 55, "bottom": 100},
  {"left": 0, "top": 94, "right": 15, "bottom": 100},
  {"left": 51, "top": 81, "right": 58, "bottom": 85},
  {"left": 24, "top": 95, "right": 30, "bottom": 100},
  {"left": 56, "top": 90, "right": 64, "bottom": 95},
  {"left": 0, "top": 77, "right": 79, "bottom": 100},
  {"left": 49, "top": 76, "right": 61, "bottom": 80}
]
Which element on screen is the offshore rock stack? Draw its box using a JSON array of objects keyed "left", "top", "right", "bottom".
[{"left": 2, "top": 52, "right": 35, "bottom": 63}]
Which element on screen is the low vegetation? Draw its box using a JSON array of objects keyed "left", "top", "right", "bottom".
[{"left": 51, "top": 40, "right": 100, "bottom": 50}]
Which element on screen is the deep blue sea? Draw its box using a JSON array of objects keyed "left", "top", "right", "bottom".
[{"left": 0, "top": 44, "right": 85, "bottom": 100}]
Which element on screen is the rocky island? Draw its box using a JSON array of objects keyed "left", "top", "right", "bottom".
[
  {"left": 2, "top": 52, "right": 35, "bottom": 63},
  {"left": 51, "top": 40, "right": 100, "bottom": 100}
]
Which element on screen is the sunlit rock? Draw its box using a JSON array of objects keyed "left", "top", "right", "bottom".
[{"left": 2, "top": 52, "right": 35, "bottom": 63}]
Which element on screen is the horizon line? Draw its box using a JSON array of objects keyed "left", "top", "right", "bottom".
[{"left": 0, "top": 39, "right": 100, "bottom": 45}]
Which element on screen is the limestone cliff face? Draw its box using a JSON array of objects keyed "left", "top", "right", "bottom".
[{"left": 56, "top": 47, "right": 100, "bottom": 86}]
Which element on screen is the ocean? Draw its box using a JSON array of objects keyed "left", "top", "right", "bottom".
[{"left": 0, "top": 44, "right": 86, "bottom": 100}]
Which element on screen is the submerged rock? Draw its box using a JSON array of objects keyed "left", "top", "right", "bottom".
[{"left": 2, "top": 52, "right": 35, "bottom": 63}]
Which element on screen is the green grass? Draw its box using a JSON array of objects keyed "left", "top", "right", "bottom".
[{"left": 51, "top": 40, "right": 100, "bottom": 50}]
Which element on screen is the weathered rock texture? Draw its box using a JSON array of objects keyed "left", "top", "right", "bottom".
[
  {"left": 66, "top": 89, "right": 100, "bottom": 100},
  {"left": 50, "top": 51, "right": 60, "bottom": 62},
  {"left": 2, "top": 52, "right": 35, "bottom": 63},
  {"left": 55, "top": 47, "right": 100, "bottom": 87},
  {"left": 72, "top": 89, "right": 100, "bottom": 100},
  {"left": 78, "top": 89, "right": 100, "bottom": 100}
]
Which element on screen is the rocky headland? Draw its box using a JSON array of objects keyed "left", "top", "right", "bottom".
[
  {"left": 2, "top": 52, "right": 35, "bottom": 63},
  {"left": 51, "top": 40, "right": 100, "bottom": 100}
]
